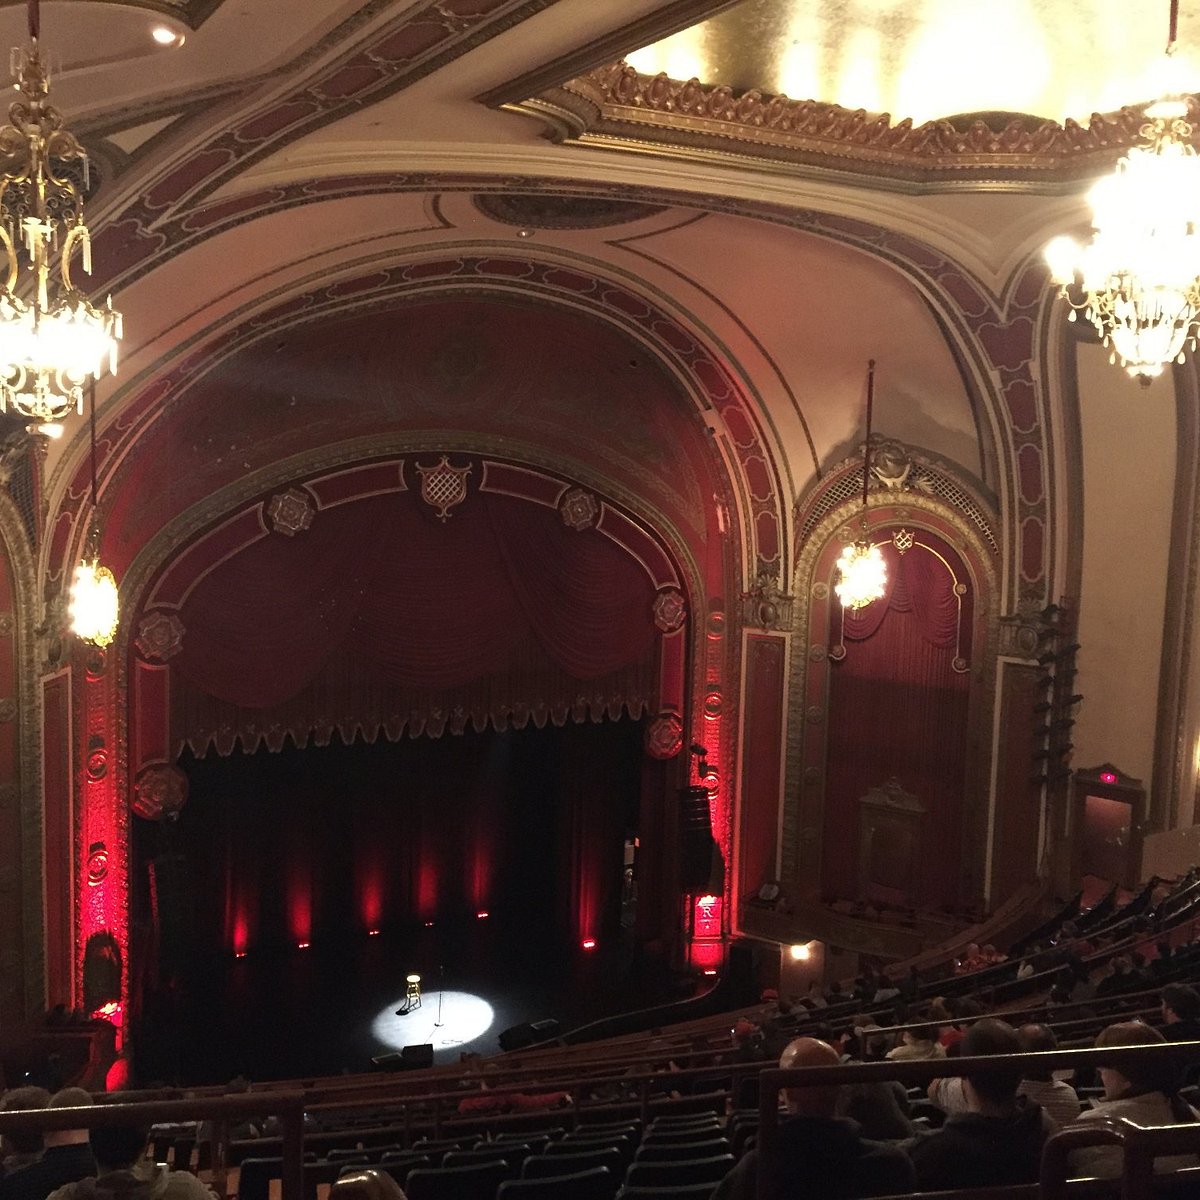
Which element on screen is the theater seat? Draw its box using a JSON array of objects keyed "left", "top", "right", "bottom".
[
  {"left": 616, "top": 1185, "right": 722, "bottom": 1200},
  {"left": 404, "top": 1159, "right": 516, "bottom": 1200},
  {"left": 623, "top": 1155, "right": 735, "bottom": 1188},
  {"left": 329, "top": 1169, "right": 407, "bottom": 1200},
  {"left": 498, "top": 1167, "right": 616, "bottom": 1200},
  {"left": 523, "top": 1148, "right": 622, "bottom": 1178},
  {"left": 634, "top": 1138, "right": 730, "bottom": 1162}
]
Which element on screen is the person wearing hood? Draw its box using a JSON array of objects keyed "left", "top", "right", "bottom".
[
  {"left": 906, "top": 1019, "right": 1050, "bottom": 1190},
  {"left": 711, "top": 1037, "right": 914, "bottom": 1200},
  {"left": 46, "top": 1125, "right": 214, "bottom": 1200}
]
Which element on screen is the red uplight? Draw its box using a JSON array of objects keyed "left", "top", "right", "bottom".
[
  {"left": 1100, "top": 771, "right": 1117, "bottom": 784},
  {"left": 297, "top": 941, "right": 310, "bottom": 949},
  {"left": 235, "top": 951, "right": 247, "bottom": 959},
  {"left": 581, "top": 938, "right": 596, "bottom": 950},
  {"left": 368, "top": 929, "right": 380, "bottom": 937},
  {"left": 424, "top": 921, "right": 434, "bottom": 928},
  {"left": 476, "top": 911, "right": 489, "bottom": 920},
  {"left": 703, "top": 969, "right": 717, "bottom": 976}
]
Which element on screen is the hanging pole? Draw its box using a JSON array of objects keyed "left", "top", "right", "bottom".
[
  {"left": 1169, "top": 0, "right": 1180, "bottom": 53},
  {"left": 88, "top": 380, "right": 98, "bottom": 511},
  {"left": 27, "top": 0, "right": 38, "bottom": 42},
  {"left": 861, "top": 359, "right": 876, "bottom": 509}
]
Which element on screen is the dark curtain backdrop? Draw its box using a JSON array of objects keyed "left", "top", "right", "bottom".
[
  {"left": 821, "top": 534, "right": 973, "bottom": 908},
  {"left": 170, "top": 488, "right": 660, "bottom": 753},
  {"left": 158, "top": 717, "right": 643, "bottom": 965}
]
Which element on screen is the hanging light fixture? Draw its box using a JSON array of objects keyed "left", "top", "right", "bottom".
[
  {"left": 1045, "top": 0, "right": 1200, "bottom": 384},
  {"left": 68, "top": 383, "right": 117, "bottom": 647},
  {"left": 0, "top": 0, "right": 121, "bottom": 427},
  {"left": 834, "top": 360, "right": 887, "bottom": 611}
]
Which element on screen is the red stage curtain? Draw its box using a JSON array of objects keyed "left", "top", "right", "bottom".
[
  {"left": 169, "top": 490, "right": 661, "bottom": 752},
  {"left": 822, "top": 534, "right": 973, "bottom": 909}
]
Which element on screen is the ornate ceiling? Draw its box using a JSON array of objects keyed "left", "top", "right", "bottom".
[{"left": 0, "top": 0, "right": 1140, "bottom": 606}]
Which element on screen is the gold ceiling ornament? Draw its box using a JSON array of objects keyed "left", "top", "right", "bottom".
[
  {"left": 834, "top": 360, "right": 887, "bottom": 613},
  {"left": 1045, "top": 0, "right": 1200, "bottom": 384},
  {"left": 0, "top": 0, "right": 122, "bottom": 429},
  {"left": 69, "top": 384, "right": 117, "bottom": 648}
]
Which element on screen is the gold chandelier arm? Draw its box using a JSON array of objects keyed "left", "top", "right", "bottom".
[
  {"left": 60, "top": 221, "right": 89, "bottom": 291},
  {"left": 0, "top": 223, "right": 20, "bottom": 294}
]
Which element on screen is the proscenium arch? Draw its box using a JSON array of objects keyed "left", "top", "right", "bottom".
[
  {"left": 783, "top": 487, "right": 1001, "bottom": 910},
  {"left": 45, "top": 253, "right": 782, "bottom": 595},
  {"left": 74, "top": 170, "right": 1048, "bottom": 607}
]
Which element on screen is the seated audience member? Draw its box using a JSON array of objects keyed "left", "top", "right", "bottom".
[
  {"left": 0, "top": 1088, "right": 51, "bottom": 1175},
  {"left": 1152, "top": 940, "right": 1176, "bottom": 978},
  {"left": 0, "top": 1089, "right": 96, "bottom": 1200},
  {"left": 1161, "top": 984, "right": 1200, "bottom": 1042},
  {"left": 46, "top": 1125, "right": 214, "bottom": 1200},
  {"left": 1070, "top": 1021, "right": 1200, "bottom": 1179},
  {"left": 1095, "top": 956, "right": 1135, "bottom": 998},
  {"left": 907, "top": 1019, "right": 1050, "bottom": 1190},
  {"left": 804, "top": 982, "right": 828, "bottom": 1010},
  {"left": 1015, "top": 1025, "right": 1081, "bottom": 1127},
  {"left": 711, "top": 1037, "right": 914, "bottom": 1200},
  {"left": 886, "top": 1024, "right": 944, "bottom": 1061},
  {"left": 954, "top": 943, "right": 986, "bottom": 975},
  {"left": 836, "top": 1028, "right": 914, "bottom": 1141}
]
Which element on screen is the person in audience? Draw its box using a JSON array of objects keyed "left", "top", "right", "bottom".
[
  {"left": 906, "top": 1018, "right": 1050, "bottom": 1190},
  {"left": 1095, "top": 955, "right": 1135, "bottom": 997},
  {"left": 0, "top": 1088, "right": 50, "bottom": 1176},
  {"left": 804, "top": 982, "right": 828, "bottom": 1010},
  {"left": 1069, "top": 1021, "right": 1200, "bottom": 1179},
  {"left": 1152, "top": 939, "right": 1176, "bottom": 978},
  {"left": 954, "top": 943, "right": 986, "bottom": 975},
  {"left": 834, "top": 1027, "right": 914, "bottom": 1141},
  {"left": 898, "top": 966, "right": 921, "bottom": 1004},
  {"left": 47, "top": 1124, "right": 215, "bottom": 1200},
  {"left": 710, "top": 1037, "right": 914, "bottom": 1200},
  {"left": 885, "top": 1023, "right": 944, "bottom": 1061},
  {"left": 0, "top": 1089, "right": 96, "bottom": 1200},
  {"left": 1161, "top": 984, "right": 1200, "bottom": 1042},
  {"left": 1015, "top": 1024, "right": 1081, "bottom": 1126}
]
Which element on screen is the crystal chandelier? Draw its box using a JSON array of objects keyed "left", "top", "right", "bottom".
[
  {"left": 69, "top": 385, "right": 117, "bottom": 647},
  {"left": 834, "top": 537, "right": 887, "bottom": 611},
  {"left": 835, "top": 360, "right": 887, "bottom": 611},
  {"left": 1045, "top": 1, "right": 1200, "bottom": 383},
  {"left": 0, "top": 0, "right": 121, "bottom": 426}
]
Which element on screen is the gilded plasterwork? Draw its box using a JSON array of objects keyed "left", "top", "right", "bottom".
[{"left": 515, "top": 62, "right": 1193, "bottom": 188}]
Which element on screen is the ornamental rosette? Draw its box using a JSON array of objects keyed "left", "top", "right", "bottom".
[
  {"left": 559, "top": 487, "right": 599, "bottom": 530},
  {"left": 135, "top": 611, "right": 185, "bottom": 661},
  {"left": 132, "top": 764, "right": 189, "bottom": 822},
  {"left": 645, "top": 712, "right": 684, "bottom": 759},
  {"left": 653, "top": 588, "right": 686, "bottom": 632},
  {"left": 267, "top": 487, "right": 315, "bottom": 536}
]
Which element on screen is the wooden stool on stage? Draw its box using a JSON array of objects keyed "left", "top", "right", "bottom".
[{"left": 406, "top": 974, "right": 422, "bottom": 1011}]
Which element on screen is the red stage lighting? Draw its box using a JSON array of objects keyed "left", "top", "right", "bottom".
[
  {"left": 703, "top": 969, "right": 717, "bottom": 976},
  {"left": 235, "top": 951, "right": 247, "bottom": 959},
  {"left": 1100, "top": 771, "right": 1117, "bottom": 784},
  {"left": 297, "top": 941, "right": 310, "bottom": 949},
  {"left": 368, "top": 929, "right": 381, "bottom": 936},
  {"left": 476, "top": 911, "right": 489, "bottom": 920},
  {"left": 424, "top": 921, "right": 434, "bottom": 928},
  {"left": 581, "top": 938, "right": 596, "bottom": 950}
]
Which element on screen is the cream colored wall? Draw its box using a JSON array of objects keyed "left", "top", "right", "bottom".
[{"left": 1072, "top": 343, "right": 1175, "bottom": 803}]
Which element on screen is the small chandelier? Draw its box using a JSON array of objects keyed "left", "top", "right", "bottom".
[
  {"left": 1045, "top": 0, "right": 1200, "bottom": 384},
  {"left": 834, "top": 537, "right": 887, "bottom": 611},
  {"left": 0, "top": 0, "right": 121, "bottom": 426},
  {"left": 69, "top": 385, "right": 117, "bottom": 647},
  {"left": 835, "top": 360, "right": 887, "bottom": 611}
]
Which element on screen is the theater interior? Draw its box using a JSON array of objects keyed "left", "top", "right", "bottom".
[{"left": 3, "top": 1, "right": 1200, "bottom": 1193}]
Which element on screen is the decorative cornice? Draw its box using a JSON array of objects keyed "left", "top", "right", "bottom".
[
  {"left": 0, "top": 0, "right": 225, "bottom": 29},
  {"left": 511, "top": 62, "right": 1196, "bottom": 192}
]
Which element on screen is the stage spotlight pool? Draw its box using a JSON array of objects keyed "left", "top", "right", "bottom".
[{"left": 371, "top": 990, "right": 495, "bottom": 1053}]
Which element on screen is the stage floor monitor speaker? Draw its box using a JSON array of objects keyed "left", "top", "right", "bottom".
[
  {"left": 400, "top": 1043, "right": 434, "bottom": 1070},
  {"left": 498, "top": 1018, "right": 562, "bottom": 1051}
]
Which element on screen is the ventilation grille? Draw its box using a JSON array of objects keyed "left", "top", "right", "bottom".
[{"left": 799, "top": 465, "right": 997, "bottom": 554}]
